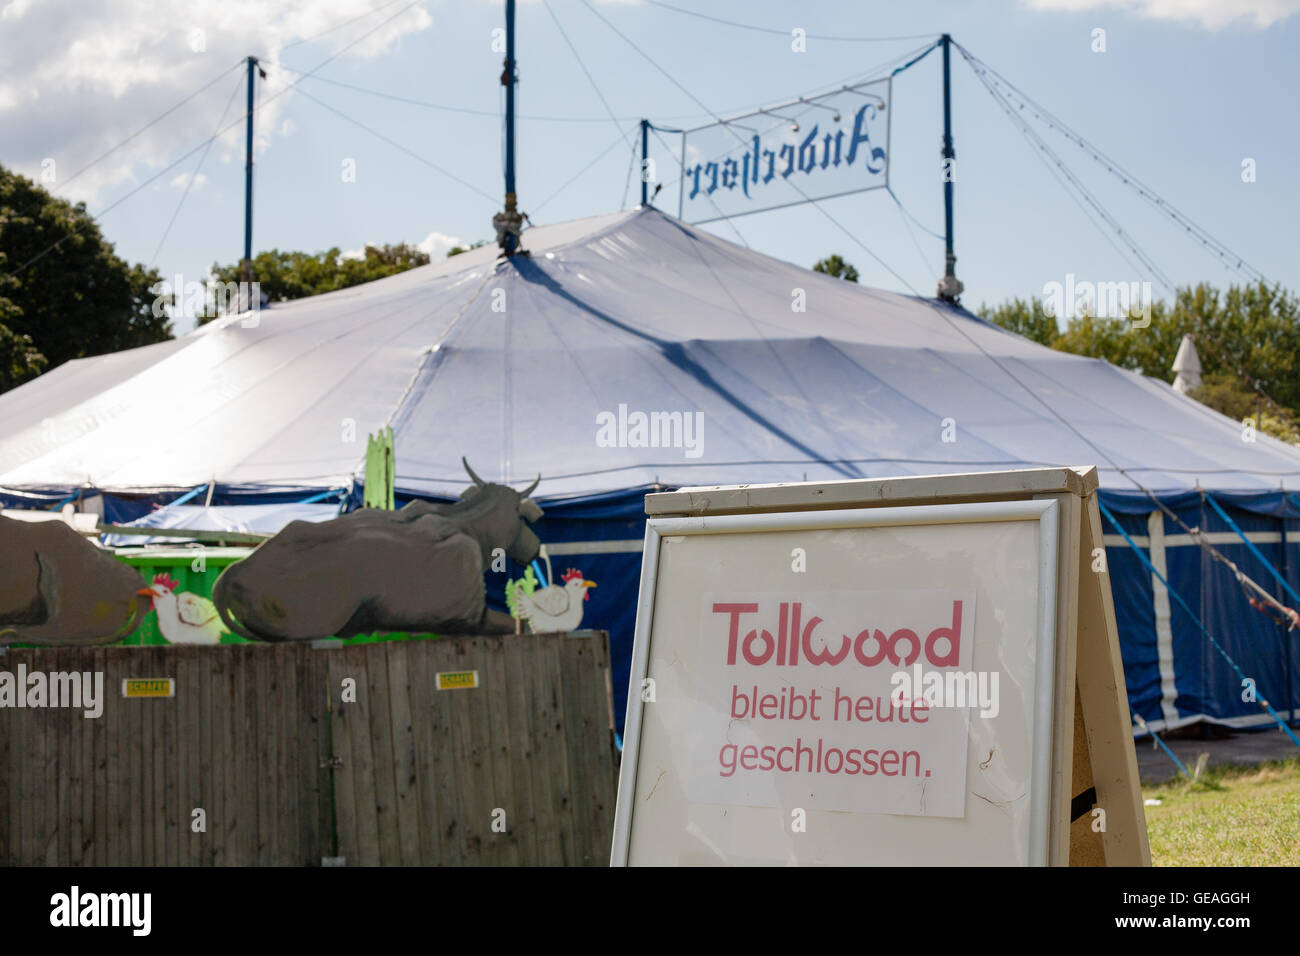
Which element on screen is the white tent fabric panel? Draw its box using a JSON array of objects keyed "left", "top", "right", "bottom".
[{"left": 1, "top": 206, "right": 1299, "bottom": 500}]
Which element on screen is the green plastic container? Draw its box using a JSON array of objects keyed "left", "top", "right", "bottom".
[{"left": 113, "top": 547, "right": 441, "bottom": 646}]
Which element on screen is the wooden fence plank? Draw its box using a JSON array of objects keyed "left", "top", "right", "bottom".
[
  {"left": 483, "top": 636, "right": 520, "bottom": 867},
  {"left": 173, "top": 646, "right": 193, "bottom": 866},
  {"left": 311, "top": 649, "right": 333, "bottom": 864},
  {"left": 44, "top": 649, "right": 63, "bottom": 866},
  {"left": 543, "top": 635, "right": 576, "bottom": 865},
  {"left": 558, "top": 637, "right": 595, "bottom": 866},
  {"left": 220, "top": 646, "right": 238, "bottom": 865},
  {"left": 236, "top": 645, "right": 255, "bottom": 865},
  {"left": 91, "top": 647, "right": 108, "bottom": 867},
  {"left": 0, "top": 659, "right": 12, "bottom": 866},
  {"left": 521, "top": 637, "right": 560, "bottom": 865},
  {"left": 253, "top": 646, "right": 274, "bottom": 864},
  {"left": 449, "top": 640, "right": 486, "bottom": 865},
  {"left": 161, "top": 648, "right": 178, "bottom": 867},
  {"left": 589, "top": 633, "right": 618, "bottom": 860},
  {"left": 501, "top": 637, "right": 538, "bottom": 867},
  {"left": 276, "top": 646, "right": 298, "bottom": 864},
  {"left": 430, "top": 642, "right": 463, "bottom": 865},
  {"left": 142, "top": 648, "right": 157, "bottom": 866},
  {"left": 326, "top": 651, "right": 354, "bottom": 865},
  {"left": 346, "top": 646, "right": 381, "bottom": 866},
  {"left": 385, "top": 644, "right": 420, "bottom": 865},
  {"left": 196, "top": 644, "right": 216, "bottom": 867},
  {"left": 365, "top": 644, "right": 399, "bottom": 865}
]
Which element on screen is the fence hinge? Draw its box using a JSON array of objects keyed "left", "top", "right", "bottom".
[{"left": 319, "top": 756, "right": 344, "bottom": 769}]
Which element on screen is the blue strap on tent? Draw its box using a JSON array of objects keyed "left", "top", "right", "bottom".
[
  {"left": 530, "top": 560, "right": 548, "bottom": 589},
  {"left": 169, "top": 483, "right": 208, "bottom": 507},
  {"left": 1099, "top": 501, "right": 1300, "bottom": 750},
  {"left": 296, "top": 488, "right": 345, "bottom": 505},
  {"left": 1204, "top": 491, "right": 1300, "bottom": 610},
  {"left": 44, "top": 493, "right": 78, "bottom": 511}
]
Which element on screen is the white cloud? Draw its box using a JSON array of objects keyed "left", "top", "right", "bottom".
[
  {"left": 168, "top": 172, "right": 207, "bottom": 189},
  {"left": 0, "top": 1, "right": 432, "bottom": 206},
  {"left": 341, "top": 231, "right": 463, "bottom": 263},
  {"left": 1022, "top": 0, "right": 1300, "bottom": 29},
  {"left": 416, "top": 230, "right": 462, "bottom": 260}
]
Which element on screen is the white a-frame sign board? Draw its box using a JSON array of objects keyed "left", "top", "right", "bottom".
[{"left": 611, "top": 466, "right": 1149, "bottom": 866}]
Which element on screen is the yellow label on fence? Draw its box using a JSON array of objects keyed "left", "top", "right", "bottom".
[
  {"left": 436, "top": 670, "right": 479, "bottom": 691},
  {"left": 121, "top": 678, "right": 175, "bottom": 698}
]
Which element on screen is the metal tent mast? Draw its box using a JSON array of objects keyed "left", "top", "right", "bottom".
[
  {"left": 244, "top": 55, "right": 258, "bottom": 283},
  {"left": 936, "top": 33, "right": 964, "bottom": 303},
  {"left": 494, "top": 0, "right": 525, "bottom": 256}
]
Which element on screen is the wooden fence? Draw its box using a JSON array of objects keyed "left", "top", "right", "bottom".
[{"left": 0, "top": 633, "right": 617, "bottom": 866}]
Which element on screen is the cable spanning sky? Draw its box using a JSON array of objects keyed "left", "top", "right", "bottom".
[{"left": 1, "top": 0, "right": 1297, "bottom": 332}]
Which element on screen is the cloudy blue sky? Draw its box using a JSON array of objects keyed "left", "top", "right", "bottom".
[{"left": 2, "top": 0, "right": 1297, "bottom": 332}]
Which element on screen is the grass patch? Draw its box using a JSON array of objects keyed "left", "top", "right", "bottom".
[{"left": 1142, "top": 758, "right": 1300, "bottom": 865}]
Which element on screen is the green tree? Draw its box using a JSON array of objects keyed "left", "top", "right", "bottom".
[
  {"left": 977, "top": 297, "right": 1060, "bottom": 348},
  {"left": 980, "top": 281, "right": 1300, "bottom": 441},
  {"left": 0, "top": 314, "right": 46, "bottom": 392},
  {"left": 813, "top": 254, "right": 859, "bottom": 283},
  {"left": 0, "top": 165, "right": 172, "bottom": 390},
  {"left": 205, "top": 242, "right": 432, "bottom": 322}
]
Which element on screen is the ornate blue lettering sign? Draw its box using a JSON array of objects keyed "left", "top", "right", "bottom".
[{"left": 677, "top": 79, "right": 890, "bottom": 224}]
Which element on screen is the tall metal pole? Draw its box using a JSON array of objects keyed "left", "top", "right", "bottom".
[
  {"left": 504, "top": 0, "right": 516, "bottom": 214},
  {"left": 640, "top": 119, "right": 649, "bottom": 206},
  {"left": 494, "top": 0, "right": 523, "bottom": 256},
  {"left": 936, "top": 34, "right": 963, "bottom": 303},
  {"left": 243, "top": 56, "right": 257, "bottom": 285}
]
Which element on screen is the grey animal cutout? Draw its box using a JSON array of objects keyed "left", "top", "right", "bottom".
[
  {"left": 0, "top": 514, "right": 145, "bottom": 645},
  {"left": 213, "top": 459, "right": 542, "bottom": 641}
]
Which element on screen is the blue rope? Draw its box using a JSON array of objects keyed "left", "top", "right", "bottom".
[
  {"left": 168, "top": 483, "right": 208, "bottom": 508},
  {"left": 1099, "top": 501, "right": 1300, "bottom": 749},
  {"left": 1204, "top": 491, "right": 1300, "bottom": 610},
  {"left": 530, "top": 560, "right": 548, "bottom": 589},
  {"left": 296, "top": 488, "right": 344, "bottom": 505},
  {"left": 44, "top": 493, "right": 78, "bottom": 511},
  {"left": 1132, "top": 714, "right": 1191, "bottom": 778},
  {"left": 890, "top": 38, "right": 941, "bottom": 78}
]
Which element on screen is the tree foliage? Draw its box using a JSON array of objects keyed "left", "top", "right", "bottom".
[
  {"left": 978, "top": 282, "right": 1300, "bottom": 441},
  {"left": 813, "top": 254, "right": 859, "bottom": 283},
  {"left": 0, "top": 165, "right": 172, "bottom": 391},
  {"left": 207, "top": 243, "right": 431, "bottom": 316}
]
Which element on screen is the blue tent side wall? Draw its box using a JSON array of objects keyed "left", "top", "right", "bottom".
[{"left": 1104, "top": 493, "right": 1300, "bottom": 734}]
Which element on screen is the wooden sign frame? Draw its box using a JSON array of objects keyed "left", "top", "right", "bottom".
[{"left": 610, "top": 465, "right": 1149, "bottom": 866}]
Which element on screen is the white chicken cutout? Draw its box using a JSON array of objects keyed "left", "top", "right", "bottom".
[
  {"left": 138, "top": 572, "right": 227, "bottom": 645},
  {"left": 510, "top": 567, "right": 596, "bottom": 633}
]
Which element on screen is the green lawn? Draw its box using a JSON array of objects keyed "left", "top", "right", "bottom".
[{"left": 1142, "top": 758, "right": 1300, "bottom": 865}]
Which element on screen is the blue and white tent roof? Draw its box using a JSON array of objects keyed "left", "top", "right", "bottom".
[{"left": 2, "top": 206, "right": 1299, "bottom": 501}]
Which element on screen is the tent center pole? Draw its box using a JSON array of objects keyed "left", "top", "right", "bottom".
[
  {"left": 936, "top": 34, "right": 964, "bottom": 303},
  {"left": 243, "top": 56, "right": 258, "bottom": 286}
]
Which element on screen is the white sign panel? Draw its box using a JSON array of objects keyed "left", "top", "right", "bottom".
[
  {"left": 678, "top": 79, "right": 890, "bottom": 224},
  {"left": 686, "top": 589, "right": 976, "bottom": 818},
  {"left": 613, "top": 499, "right": 1060, "bottom": 867}
]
